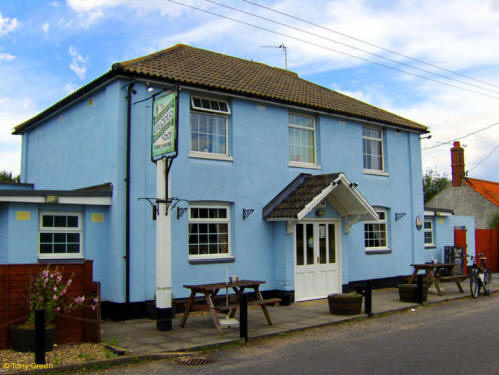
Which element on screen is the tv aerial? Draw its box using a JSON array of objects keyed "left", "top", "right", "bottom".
[{"left": 261, "top": 43, "right": 288, "bottom": 70}]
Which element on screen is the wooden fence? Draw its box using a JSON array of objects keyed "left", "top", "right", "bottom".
[
  {"left": 0, "top": 260, "right": 101, "bottom": 349},
  {"left": 476, "top": 227, "right": 498, "bottom": 273}
]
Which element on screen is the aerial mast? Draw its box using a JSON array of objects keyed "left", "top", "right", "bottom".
[{"left": 261, "top": 43, "right": 288, "bottom": 70}]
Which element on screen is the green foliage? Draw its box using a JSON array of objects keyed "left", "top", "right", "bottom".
[
  {"left": 0, "top": 170, "right": 20, "bottom": 183},
  {"left": 488, "top": 213, "right": 499, "bottom": 229},
  {"left": 423, "top": 168, "right": 450, "bottom": 203}
]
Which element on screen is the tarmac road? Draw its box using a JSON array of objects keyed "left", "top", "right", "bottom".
[{"left": 91, "top": 295, "right": 499, "bottom": 375}]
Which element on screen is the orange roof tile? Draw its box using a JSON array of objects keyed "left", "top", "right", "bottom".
[{"left": 464, "top": 178, "right": 499, "bottom": 207}]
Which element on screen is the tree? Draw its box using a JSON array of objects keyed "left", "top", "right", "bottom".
[
  {"left": 0, "top": 170, "right": 20, "bottom": 183},
  {"left": 423, "top": 168, "right": 450, "bottom": 203}
]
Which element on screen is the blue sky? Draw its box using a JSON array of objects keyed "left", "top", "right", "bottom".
[{"left": 1, "top": 0, "right": 499, "bottom": 181}]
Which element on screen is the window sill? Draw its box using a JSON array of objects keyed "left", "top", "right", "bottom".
[
  {"left": 38, "top": 256, "right": 84, "bottom": 262},
  {"left": 189, "top": 256, "right": 235, "bottom": 264},
  {"left": 425, "top": 245, "right": 436, "bottom": 249},
  {"left": 288, "top": 161, "right": 322, "bottom": 170},
  {"left": 363, "top": 169, "right": 389, "bottom": 176},
  {"left": 189, "top": 151, "right": 233, "bottom": 162},
  {"left": 365, "top": 249, "right": 391, "bottom": 255}
]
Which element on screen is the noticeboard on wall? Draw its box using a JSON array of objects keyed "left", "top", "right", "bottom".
[{"left": 151, "top": 92, "right": 177, "bottom": 161}]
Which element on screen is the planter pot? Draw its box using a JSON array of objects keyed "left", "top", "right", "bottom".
[
  {"left": 328, "top": 293, "right": 363, "bottom": 315},
  {"left": 8, "top": 325, "right": 55, "bottom": 352},
  {"left": 398, "top": 283, "right": 428, "bottom": 303}
]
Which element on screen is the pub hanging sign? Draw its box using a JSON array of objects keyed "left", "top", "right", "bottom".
[{"left": 151, "top": 92, "right": 177, "bottom": 161}]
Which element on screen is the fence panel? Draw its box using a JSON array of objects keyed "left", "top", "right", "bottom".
[
  {"left": 476, "top": 229, "right": 499, "bottom": 272},
  {"left": 0, "top": 261, "right": 100, "bottom": 349}
]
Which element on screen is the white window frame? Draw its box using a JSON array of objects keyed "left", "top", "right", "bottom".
[
  {"left": 364, "top": 209, "right": 389, "bottom": 251},
  {"left": 189, "top": 96, "right": 232, "bottom": 160},
  {"left": 288, "top": 112, "right": 317, "bottom": 168},
  {"left": 38, "top": 212, "right": 83, "bottom": 259},
  {"left": 188, "top": 203, "right": 232, "bottom": 260},
  {"left": 362, "top": 126, "right": 384, "bottom": 173},
  {"left": 424, "top": 218, "right": 434, "bottom": 247}
]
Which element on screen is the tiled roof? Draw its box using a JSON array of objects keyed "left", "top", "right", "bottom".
[
  {"left": 113, "top": 44, "right": 427, "bottom": 132},
  {"left": 464, "top": 178, "right": 499, "bottom": 207},
  {"left": 263, "top": 173, "right": 340, "bottom": 219}
]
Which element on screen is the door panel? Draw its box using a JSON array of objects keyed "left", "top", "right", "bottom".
[{"left": 295, "top": 221, "right": 341, "bottom": 301}]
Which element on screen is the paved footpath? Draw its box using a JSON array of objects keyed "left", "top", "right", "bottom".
[
  {"left": 102, "top": 275, "right": 499, "bottom": 354},
  {"left": 95, "top": 294, "right": 499, "bottom": 375}
]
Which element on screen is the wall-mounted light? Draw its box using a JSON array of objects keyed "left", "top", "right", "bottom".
[
  {"left": 349, "top": 182, "right": 358, "bottom": 188},
  {"left": 146, "top": 81, "right": 154, "bottom": 93},
  {"left": 177, "top": 207, "right": 188, "bottom": 220},
  {"left": 395, "top": 212, "right": 406, "bottom": 221},
  {"left": 243, "top": 208, "right": 254, "bottom": 220}
]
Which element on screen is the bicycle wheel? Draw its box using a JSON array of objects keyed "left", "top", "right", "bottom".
[
  {"left": 470, "top": 273, "right": 479, "bottom": 298},
  {"left": 483, "top": 270, "right": 493, "bottom": 295}
]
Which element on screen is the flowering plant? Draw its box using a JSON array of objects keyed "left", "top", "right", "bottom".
[{"left": 27, "top": 266, "right": 98, "bottom": 326}]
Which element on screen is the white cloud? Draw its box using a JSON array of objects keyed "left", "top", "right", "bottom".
[
  {"left": 0, "top": 53, "right": 15, "bottom": 61},
  {"left": 68, "top": 46, "right": 88, "bottom": 80},
  {"left": 42, "top": 22, "right": 50, "bottom": 33},
  {"left": 0, "top": 12, "right": 18, "bottom": 36},
  {"left": 50, "top": 0, "right": 60, "bottom": 7},
  {"left": 64, "top": 82, "right": 77, "bottom": 93}
]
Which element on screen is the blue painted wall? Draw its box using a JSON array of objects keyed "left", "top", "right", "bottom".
[
  {"left": 426, "top": 214, "right": 475, "bottom": 265},
  {"left": 17, "top": 79, "right": 426, "bottom": 302}
]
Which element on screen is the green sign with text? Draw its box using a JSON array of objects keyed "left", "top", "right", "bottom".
[{"left": 152, "top": 92, "right": 176, "bottom": 161}]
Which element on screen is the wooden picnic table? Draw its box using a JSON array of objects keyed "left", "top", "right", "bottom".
[
  {"left": 180, "top": 280, "right": 281, "bottom": 335},
  {"left": 409, "top": 263, "right": 466, "bottom": 296}
]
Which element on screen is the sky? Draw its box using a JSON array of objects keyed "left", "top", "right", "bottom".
[{"left": 1, "top": 0, "right": 499, "bottom": 181}]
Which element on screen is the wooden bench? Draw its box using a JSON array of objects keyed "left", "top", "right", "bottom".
[
  {"left": 214, "top": 298, "right": 282, "bottom": 312},
  {"left": 436, "top": 274, "right": 468, "bottom": 293}
]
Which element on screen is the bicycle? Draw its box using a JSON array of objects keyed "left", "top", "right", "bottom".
[{"left": 468, "top": 253, "right": 493, "bottom": 298}]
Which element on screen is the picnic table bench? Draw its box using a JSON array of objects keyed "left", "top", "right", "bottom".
[
  {"left": 409, "top": 263, "right": 467, "bottom": 296},
  {"left": 180, "top": 280, "right": 281, "bottom": 334}
]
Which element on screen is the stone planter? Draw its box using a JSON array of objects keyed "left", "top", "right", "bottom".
[
  {"left": 398, "top": 283, "right": 428, "bottom": 302},
  {"left": 8, "top": 324, "right": 55, "bottom": 352},
  {"left": 328, "top": 293, "right": 363, "bottom": 315}
]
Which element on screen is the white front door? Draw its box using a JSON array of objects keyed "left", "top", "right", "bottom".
[{"left": 294, "top": 221, "right": 341, "bottom": 301}]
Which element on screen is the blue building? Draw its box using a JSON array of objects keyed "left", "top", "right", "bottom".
[{"left": 1, "top": 44, "right": 429, "bottom": 325}]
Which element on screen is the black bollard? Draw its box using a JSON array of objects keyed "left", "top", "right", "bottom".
[
  {"left": 239, "top": 293, "right": 248, "bottom": 342},
  {"left": 35, "top": 309, "right": 46, "bottom": 364},
  {"left": 365, "top": 280, "right": 373, "bottom": 317},
  {"left": 417, "top": 275, "right": 424, "bottom": 305}
]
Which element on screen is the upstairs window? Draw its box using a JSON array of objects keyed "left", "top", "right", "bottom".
[
  {"left": 190, "top": 96, "right": 230, "bottom": 156},
  {"left": 363, "top": 127, "right": 384, "bottom": 171},
  {"left": 364, "top": 209, "right": 388, "bottom": 250},
  {"left": 39, "top": 212, "right": 82, "bottom": 259},
  {"left": 289, "top": 113, "right": 316, "bottom": 165}
]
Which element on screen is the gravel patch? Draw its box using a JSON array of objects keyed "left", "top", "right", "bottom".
[{"left": 0, "top": 343, "right": 117, "bottom": 372}]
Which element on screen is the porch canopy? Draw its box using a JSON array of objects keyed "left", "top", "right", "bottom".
[{"left": 263, "top": 173, "right": 378, "bottom": 233}]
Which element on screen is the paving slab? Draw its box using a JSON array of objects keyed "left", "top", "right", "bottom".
[{"left": 102, "top": 275, "right": 499, "bottom": 354}]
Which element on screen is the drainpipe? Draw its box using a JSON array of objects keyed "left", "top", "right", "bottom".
[{"left": 125, "top": 81, "right": 136, "bottom": 308}]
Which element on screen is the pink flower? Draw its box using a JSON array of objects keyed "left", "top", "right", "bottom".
[
  {"left": 74, "top": 296, "right": 84, "bottom": 304},
  {"left": 56, "top": 307, "right": 60, "bottom": 312},
  {"left": 90, "top": 305, "right": 96, "bottom": 311},
  {"left": 38, "top": 297, "right": 43, "bottom": 302},
  {"left": 52, "top": 294, "right": 57, "bottom": 300},
  {"left": 66, "top": 279, "right": 72, "bottom": 287},
  {"left": 61, "top": 288, "right": 67, "bottom": 296},
  {"left": 93, "top": 297, "right": 99, "bottom": 303},
  {"left": 56, "top": 275, "right": 62, "bottom": 282},
  {"left": 44, "top": 278, "right": 48, "bottom": 284},
  {"left": 52, "top": 286, "right": 57, "bottom": 292}
]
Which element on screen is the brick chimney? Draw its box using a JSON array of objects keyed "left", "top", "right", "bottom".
[{"left": 451, "top": 141, "right": 465, "bottom": 186}]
